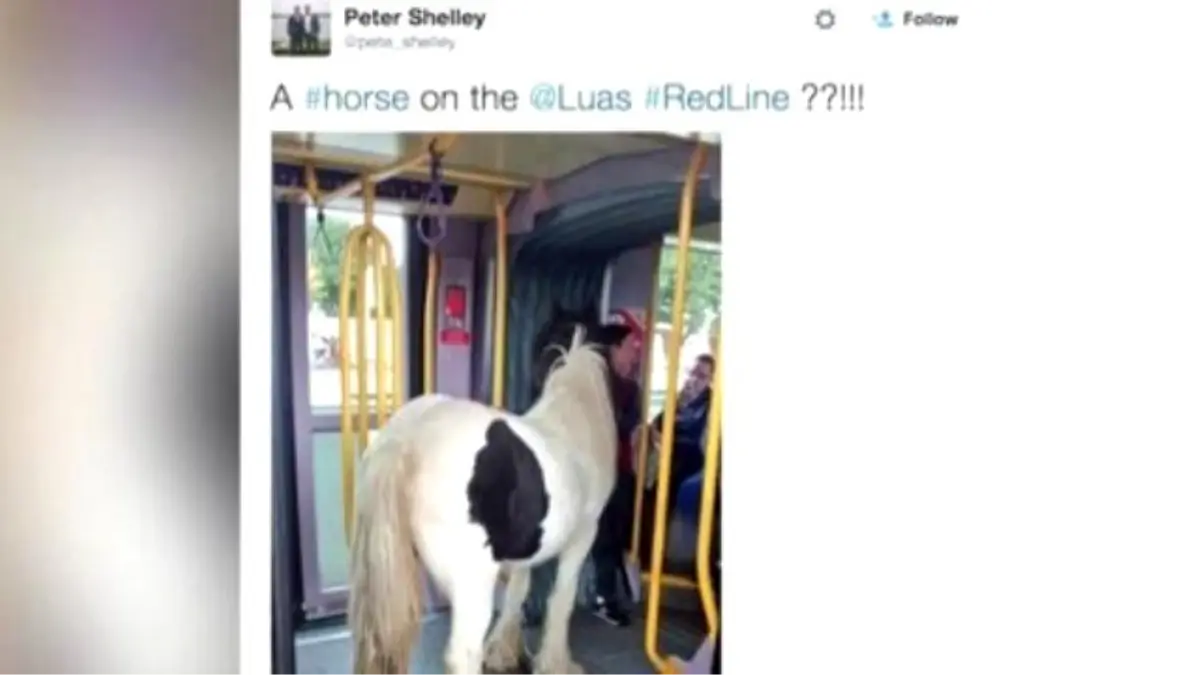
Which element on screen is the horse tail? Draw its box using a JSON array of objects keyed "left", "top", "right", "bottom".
[{"left": 349, "top": 438, "right": 424, "bottom": 674}]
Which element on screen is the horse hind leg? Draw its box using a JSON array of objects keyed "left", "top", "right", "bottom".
[
  {"left": 483, "top": 566, "right": 532, "bottom": 672},
  {"left": 534, "top": 524, "right": 597, "bottom": 675},
  {"left": 443, "top": 560, "right": 500, "bottom": 675}
]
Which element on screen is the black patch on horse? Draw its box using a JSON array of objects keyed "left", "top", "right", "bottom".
[{"left": 466, "top": 420, "right": 550, "bottom": 561}]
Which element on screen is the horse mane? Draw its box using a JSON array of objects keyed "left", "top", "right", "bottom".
[
  {"left": 531, "top": 303, "right": 601, "bottom": 401},
  {"left": 538, "top": 326, "right": 603, "bottom": 393},
  {"left": 524, "top": 327, "right": 616, "bottom": 450}
]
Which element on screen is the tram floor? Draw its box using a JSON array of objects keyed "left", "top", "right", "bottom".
[{"left": 295, "top": 604, "right": 707, "bottom": 674}]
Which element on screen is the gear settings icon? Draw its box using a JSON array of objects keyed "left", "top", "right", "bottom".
[{"left": 815, "top": 9, "right": 836, "bottom": 29}]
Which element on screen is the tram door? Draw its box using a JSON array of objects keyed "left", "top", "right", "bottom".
[
  {"left": 286, "top": 203, "right": 499, "bottom": 620},
  {"left": 285, "top": 204, "right": 413, "bottom": 619}
]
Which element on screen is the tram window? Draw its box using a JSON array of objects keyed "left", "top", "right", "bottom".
[
  {"left": 304, "top": 206, "right": 408, "bottom": 414},
  {"left": 648, "top": 237, "right": 722, "bottom": 418},
  {"left": 309, "top": 429, "right": 381, "bottom": 588}
]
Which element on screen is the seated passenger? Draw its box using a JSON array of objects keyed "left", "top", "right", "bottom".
[{"left": 638, "top": 354, "right": 715, "bottom": 564}]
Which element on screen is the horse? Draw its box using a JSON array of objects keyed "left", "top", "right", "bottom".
[{"left": 349, "top": 322, "right": 618, "bottom": 674}]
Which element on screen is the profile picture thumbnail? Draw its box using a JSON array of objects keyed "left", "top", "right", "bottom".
[{"left": 273, "top": 0, "right": 331, "bottom": 57}]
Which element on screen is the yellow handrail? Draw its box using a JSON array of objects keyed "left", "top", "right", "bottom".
[
  {"left": 353, "top": 223, "right": 370, "bottom": 534},
  {"left": 630, "top": 247, "right": 662, "bottom": 565},
  {"left": 373, "top": 214, "right": 388, "bottom": 428},
  {"left": 389, "top": 243, "right": 405, "bottom": 414},
  {"left": 423, "top": 248, "right": 440, "bottom": 395},
  {"left": 490, "top": 191, "right": 510, "bottom": 408},
  {"left": 633, "top": 251, "right": 698, "bottom": 592},
  {"left": 645, "top": 143, "right": 708, "bottom": 674},
  {"left": 338, "top": 177, "right": 404, "bottom": 544},
  {"left": 304, "top": 166, "right": 319, "bottom": 203},
  {"left": 337, "top": 229, "right": 357, "bottom": 542},
  {"left": 695, "top": 340, "right": 722, "bottom": 640}
]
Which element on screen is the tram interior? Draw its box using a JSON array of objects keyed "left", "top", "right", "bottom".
[{"left": 272, "top": 132, "right": 722, "bottom": 674}]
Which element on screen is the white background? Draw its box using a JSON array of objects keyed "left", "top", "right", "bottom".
[{"left": 245, "top": 1, "right": 1200, "bottom": 672}]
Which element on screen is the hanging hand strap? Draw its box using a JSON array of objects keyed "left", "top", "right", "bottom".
[
  {"left": 415, "top": 141, "right": 448, "bottom": 248},
  {"left": 311, "top": 208, "right": 337, "bottom": 260},
  {"left": 303, "top": 161, "right": 336, "bottom": 259}
]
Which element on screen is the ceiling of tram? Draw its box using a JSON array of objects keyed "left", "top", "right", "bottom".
[{"left": 272, "top": 132, "right": 722, "bottom": 242}]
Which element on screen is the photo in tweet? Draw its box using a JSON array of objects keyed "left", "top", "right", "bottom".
[
  {"left": 273, "top": 0, "right": 332, "bottom": 57},
  {"left": 273, "top": 132, "right": 723, "bottom": 673}
]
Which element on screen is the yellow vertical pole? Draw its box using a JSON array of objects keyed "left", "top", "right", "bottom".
[
  {"left": 694, "top": 340, "right": 722, "bottom": 640},
  {"left": 630, "top": 247, "right": 662, "bottom": 564},
  {"left": 354, "top": 193, "right": 371, "bottom": 478},
  {"left": 384, "top": 242, "right": 405, "bottom": 412},
  {"left": 369, "top": 186, "right": 389, "bottom": 427},
  {"left": 304, "top": 166, "right": 319, "bottom": 202},
  {"left": 338, "top": 176, "right": 404, "bottom": 544},
  {"left": 490, "top": 191, "right": 510, "bottom": 408},
  {"left": 337, "top": 229, "right": 362, "bottom": 544},
  {"left": 645, "top": 143, "right": 708, "bottom": 674},
  {"left": 303, "top": 133, "right": 319, "bottom": 203},
  {"left": 339, "top": 225, "right": 373, "bottom": 543},
  {"left": 423, "top": 248, "right": 440, "bottom": 395},
  {"left": 350, "top": 233, "right": 372, "bottom": 545}
]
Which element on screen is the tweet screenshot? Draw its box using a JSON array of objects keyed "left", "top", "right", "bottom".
[{"left": 247, "top": 2, "right": 1200, "bottom": 674}]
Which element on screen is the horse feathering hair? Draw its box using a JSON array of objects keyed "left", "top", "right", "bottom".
[{"left": 349, "top": 324, "right": 618, "bottom": 674}]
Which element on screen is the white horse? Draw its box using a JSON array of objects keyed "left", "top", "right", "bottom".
[{"left": 349, "top": 326, "right": 617, "bottom": 674}]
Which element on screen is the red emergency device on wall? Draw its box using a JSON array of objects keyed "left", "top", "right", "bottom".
[{"left": 439, "top": 284, "right": 471, "bottom": 346}]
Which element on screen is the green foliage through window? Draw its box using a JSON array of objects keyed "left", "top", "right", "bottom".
[
  {"left": 656, "top": 242, "right": 722, "bottom": 336},
  {"left": 306, "top": 214, "right": 398, "bottom": 318},
  {"left": 307, "top": 215, "right": 351, "bottom": 316}
]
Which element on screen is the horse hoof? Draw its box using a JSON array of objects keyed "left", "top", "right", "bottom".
[{"left": 484, "top": 638, "right": 523, "bottom": 667}]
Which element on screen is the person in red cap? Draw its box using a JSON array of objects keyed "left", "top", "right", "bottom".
[{"left": 587, "top": 313, "right": 645, "bottom": 627}]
